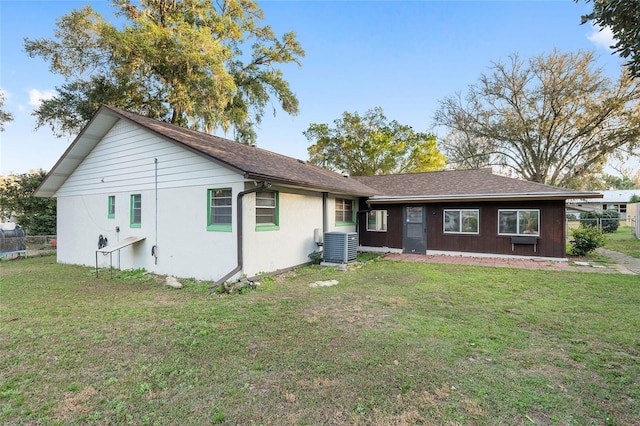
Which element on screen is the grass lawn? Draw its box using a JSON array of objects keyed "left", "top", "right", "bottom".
[
  {"left": 1, "top": 255, "right": 639, "bottom": 425},
  {"left": 604, "top": 226, "right": 640, "bottom": 259}
]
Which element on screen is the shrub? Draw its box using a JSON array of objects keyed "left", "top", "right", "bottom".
[
  {"left": 569, "top": 225, "right": 606, "bottom": 256},
  {"left": 601, "top": 209, "right": 620, "bottom": 233},
  {"left": 308, "top": 250, "right": 323, "bottom": 264}
]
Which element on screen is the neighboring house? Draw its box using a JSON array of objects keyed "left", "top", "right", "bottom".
[
  {"left": 353, "top": 171, "right": 600, "bottom": 259},
  {"left": 567, "top": 189, "right": 640, "bottom": 222},
  {"left": 36, "top": 106, "right": 601, "bottom": 282}
]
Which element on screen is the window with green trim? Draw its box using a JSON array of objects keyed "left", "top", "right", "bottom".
[
  {"left": 256, "top": 191, "right": 279, "bottom": 230},
  {"left": 108, "top": 195, "right": 115, "bottom": 219},
  {"left": 130, "top": 194, "right": 141, "bottom": 228},
  {"left": 335, "top": 198, "right": 354, "bottom": 225},
  {"left": 208, "top": 188, "right": 232, "bottom": 231}
]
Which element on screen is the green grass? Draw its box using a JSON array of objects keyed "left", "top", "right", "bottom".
[
  {"left": 604, "top": 225, "right": 640, "bottom": 258},
  {"left": 1, "top": 256, "right": 639, "bottom": 425}
]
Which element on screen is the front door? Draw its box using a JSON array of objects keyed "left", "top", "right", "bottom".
[{"left": 403, "top": 206, "right": 426, "bottom": 254}]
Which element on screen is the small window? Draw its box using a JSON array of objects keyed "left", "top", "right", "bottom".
[
  {"left": 130, "top": 194, "right": 142, "bottom": 228},
  {"left": 208, "top": 188, "right": 232, "bottom": 231},
  {"left": 367, "top": 210, "right": 387, "bottom": 232},
  {"left": 256, "top": 191, "right": 279, "bottom": 230},
  {"left": 498, "top": 209, "right": 539, "bottom": 236},
  {"left": 108, "top": 196, "right": 115, "bottom": 219},
  {"left": 444, "top": 209, "right": 479, "bottom": 234},
  {"left": 335, "top": 198, "right": 354, "bottom": 225}
]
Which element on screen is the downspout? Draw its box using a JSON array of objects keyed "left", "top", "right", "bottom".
[
  {"left": 152, "top": 158, "right": 159, "bottom": 265},
  {"left": 322, "top": 192, "right": 328, "bottom": 234},
  {"left": 210, "top": 181, "right": 270, "bottom": 289}
]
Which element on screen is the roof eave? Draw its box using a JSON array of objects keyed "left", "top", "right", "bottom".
[
  {"left": 244, "top": 172, "right": 375, "bottom": 197},
  {"left": 368, "top": 192, "right": 603, "bottom": 204},
  {"left": 34, "top": 106, "right": 121, "bottom": 197}
]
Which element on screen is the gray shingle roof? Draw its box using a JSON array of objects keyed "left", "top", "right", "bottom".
[
  {"left": 36, "top": 106, "right": 602, "bottom": 202},
  {"left": 352, "top": 169, "right": 601, "bottom": 202},
  {"left": 109, "top": 106, "right": 377, "bottom": 196}
]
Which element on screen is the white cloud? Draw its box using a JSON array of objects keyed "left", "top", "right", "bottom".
[
  {"left": 28, "top": 89, "right": 55, "bottom": 107},
  {"left": 587, "top": 24, "right": 616, "bottom": 51}
]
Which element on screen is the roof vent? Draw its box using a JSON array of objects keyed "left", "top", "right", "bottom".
[{"left": 297, "top": 159, "right": 305, "bottom": 164}]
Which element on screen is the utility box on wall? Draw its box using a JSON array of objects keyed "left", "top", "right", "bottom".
[{"left": 323, "top": 232, "right": 357, "bottom": 263}]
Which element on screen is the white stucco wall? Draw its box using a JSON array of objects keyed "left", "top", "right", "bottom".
[
  {"left": 242, "top": 188, "right": 323, "bottom": 276},
  {"left": 54, "top": 119, "right": 361, "bottom": 282},
  {"left": 55, "top": 120, "right": 245, "bottom": 280},
  {"left": 241, "top": 191, "right": 359, "bottom": 277}
]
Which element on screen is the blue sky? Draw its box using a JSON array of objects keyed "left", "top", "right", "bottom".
[{"left": 0, "top": 0, "right": 626, "bottom": 175}]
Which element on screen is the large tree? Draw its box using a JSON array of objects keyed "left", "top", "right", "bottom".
[
  {"left": 305, "top": 107, "right": 446, "bottom": 176},
  {"left": 433, "top": 50, "right": 640, "bottom": 188},
  {"left": 0, "top": 170, "right": 56, "bottom": 235},
  {"left": 24, "top": 0, "right": 304, "bottom": 144},
  {"left": 0, "top": 90, "right": 13, "bottom": 131},
  {"left": 580, "top": 0, "right": 640, "bottom": 79}
]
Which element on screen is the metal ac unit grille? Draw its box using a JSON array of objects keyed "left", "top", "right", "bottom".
[{"left": 323, "top": 232, "right": 357, "bottom": 263}]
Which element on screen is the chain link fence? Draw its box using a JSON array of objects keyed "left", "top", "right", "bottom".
[
  {"left": 25, "top": 235, "right": 57, "bottom": 250},
  {"left": 566, "top": 218, "right": 625, "bottom": 238}
]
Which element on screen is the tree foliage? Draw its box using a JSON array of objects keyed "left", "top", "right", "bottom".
[
  {"left": 24, "top": 0, "right": 304, "bottom": 144},
  {"left": 0, "top": 90, "right": 13, "bottom": 131},
  {"left": 0, "top": 170, "right": 57, "bottom": 235},
  {"left": 580, "top": 0, "right": 640, "bottom": 79},
  {"left": 434, "top": 50, "right": 640, "bottom": 188},
  {"left": 565, "top": 172, "right": 638, "bottom": 191},
  {"left": 601, "top": 174, "right": 638, "bottom": 190},
  {"left": 305, "top": 107, "right": 446, "bottom": 176}
]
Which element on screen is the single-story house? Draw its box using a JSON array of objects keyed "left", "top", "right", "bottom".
[
  {"left": 36, "top": 106, "right": 601, "bottom": 282},
  {"left": 353, "top": 171, "right": 600, "bottom": 258},
  {"left": 567, "top": 189, "right": 640, "bottom": 222}
]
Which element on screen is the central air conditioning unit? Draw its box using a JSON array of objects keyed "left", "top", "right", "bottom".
[{"left": 322, "top": 232, "right": 358, "bottom": 263}]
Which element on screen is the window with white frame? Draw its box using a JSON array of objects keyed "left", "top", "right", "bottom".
[
  {"left": 256, "top": 191, "right": 279, "bottom": 229},
  {"left": 367, "top": 210, "right": 387, "bottom": 232},
  {"left": 335, "top": 198, "right": 354, "bottom": 225},
  {"left": 444, "top": 209, "right": 479, "bottom": 234},
  {"left": 208, "top": 188, "right": 232, "bottom": 231},
  {"left": 498, "top": 209, "right": 539, "bottom": 236}
]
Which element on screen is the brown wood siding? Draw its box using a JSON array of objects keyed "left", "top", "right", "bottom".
[
  {"left": 358, "top": 200, "right": 403, "bottom": 249},
  {"left": 359, "top": 199, "right": 567, "bottom": 258}
]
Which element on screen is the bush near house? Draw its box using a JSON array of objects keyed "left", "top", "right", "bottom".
[
  {"left": 579, "top": 210, "right": 620, "bottom": 233},
  {"left": 569, "top": 224, "right": 606, "bottom": 256}
]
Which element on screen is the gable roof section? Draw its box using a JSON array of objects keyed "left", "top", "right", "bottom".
[
  {"left": 36, "top": 106, "right": 377, "bottom": 197},
  {"left": 353, "top": 169, "right": 602, "bottom": 203},
  {"left": 36, "top": 106, "right": 603, "bottom": 203}
]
